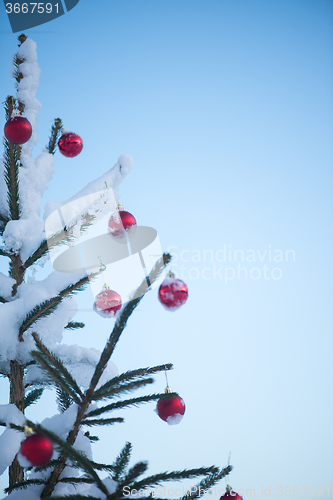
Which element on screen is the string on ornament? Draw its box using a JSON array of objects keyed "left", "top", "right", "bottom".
[{"left": 221, "top": 459, "right": 243, "bottom": 500}]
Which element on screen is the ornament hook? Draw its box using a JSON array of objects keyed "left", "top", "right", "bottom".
[
  {"left": 164, "top": 365, "right": 172, "bottom": 393},
  {"left": 97, "top": 256, "right": 108, "bottom": 288}
]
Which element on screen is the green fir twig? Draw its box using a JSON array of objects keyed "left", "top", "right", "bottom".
[
  {"left": 91, "top": 378, "right": 155, "bottom": 401},
  {"left": 56, "top": 387, "right": 74, "bottom": 413},
  {"left": 85, "top": 392, "right": 179, "bottom": 419},
  {"left": 65, "top": 322, "right": 85, "bottom": 330},
  {"left": 119, "top": 461, "right": 149, "bottom": 486},
  {"left": 23, "top": 387, "right": 44, "bottom": 409},
  {"left": 31, "top": 351, "right": 82, "bottom": 405},
  {"left": 43, "top": 496, "right": 102, "bottom": 500},
  {"left": 4, "top": 478, "right": 46, "bottom": 494},
  {"left": 3, "top": 137, "right": 20, "bottom": 221},
  {"left": 180, "top": 466, "right": 233, "bottom": 500},
  {"left": 23, "top": 211, "right": 98, "bottom": 269},
  {"left": 19, "top": 273, "right": 98, "bottom": 339},
  {"left": 47, "top": 118, "right": 63, "bottom": 154},
  {"left": 31, "top": 332, "right": 84, "bottom": 402},
  {"left": 82, "top": 417, "right": 124, "bottom": 426},
  {"left": 93, "top": 363, "right": 173, "bottom": 398},
  {"left": 130, "top": 467, "right": 220, "bottom": 492},
  {"left": 110, "top": 442, "right": 132, "bottom": 482}
]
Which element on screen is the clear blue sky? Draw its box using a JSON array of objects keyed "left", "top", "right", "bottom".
[{"left": 0, "top": 1, "right": 332, "bottom": 498}]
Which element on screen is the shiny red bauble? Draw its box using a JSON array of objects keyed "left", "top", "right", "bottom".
[
  {"left": 108, "top": 210, "right": 137, "bottom": 238},
  {"left": 158, "top": 274, "right": 188, "bottom": 311},
  {"left": 93, "top": 287, "right": 122, "bottom": 318},
  {"left": 4, "top": 116, "right": 32, "bottom": 144},
  {"left": 58, "top": 131, "right": 83, "bottom": 157},
  {"left": 220, "top": 490, "right": 243, "bottom": 500},
  {"left": 20, "top": 434, "right": 53, "bottom": 467},
  {"left": 156, "top": 395, "right": 185, "bottom": 425}
]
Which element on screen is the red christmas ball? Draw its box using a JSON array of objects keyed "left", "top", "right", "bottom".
[
  {"left": 220, "top": 490, "right": 243, "bottom": 500},
  {"left": 4, "top": 116, "right": 32, "bottom": 145},
  {"left": 93, "top": 287, "right": 122, "bottom": 318},
  {"left": 156, "top": 395, "right": 185, "bottom": 425},
  {"left": 108, "top": 210, "right": 137, "bottom": 239},
  {"left": 158, "top": 274, "right": 188, "bottom": 311},
  {"left": 58, "top": 131, "right": 83, "bottom": 157},
  {"left": 20, "top": 434, "right": 53, "bottom": 467}
]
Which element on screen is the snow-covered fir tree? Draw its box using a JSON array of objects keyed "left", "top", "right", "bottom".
[{"left": 0, "top": 35, "right": 233, "bottom": 500}]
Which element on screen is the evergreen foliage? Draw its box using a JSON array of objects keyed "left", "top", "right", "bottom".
[{"left": 0, "top": 33, "right": 233, "bottom": 500}]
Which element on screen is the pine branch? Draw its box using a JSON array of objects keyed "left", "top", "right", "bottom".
[
  {"left": 91, "top": 378, "right": 154, "bottom": 401},
  {"left": 88, "top": 253, "right": 172, "bottom": 392},
  {"left": 31, "top": 351, "right": 82, "bottom": 405},
  {"left": 31, "top": 332, "right": 84, "bottom": 402},
  {"left": 93, "top": 363, "right": 173, "bottom": 398},
  {"left": 58, "top": 477, "right": 95, "bottom": 485},
  {"left": 4, "top": 95, "right": 16, "bottom": 120},
  {"left": 33, "top": 459, "right": 115, "bottom": 474},
  {"left": 5, "top": 478, "right": 46, "bottom": 494},
  {"left": 22, "top": 234, "right": 68, "bottom": 269},
  {"left": 180, "top": 466, "right": 233, "bottom": 500},
  {"left": 130, "top": 467, "right": 219, "bottom": 491},
  {"left": 19, "top": 298, "right": 60, "bottom": 338},
  {"left": 43, "top": 495, "right": 102, "bottom": 500},
  {"left": 84, "top": 431, "right": 99, "bottom": 442},
  {"left": 47, "top": 118, "right": 63, "bottom": 154},
  {"left": 120, "top": 461, "right": 148, "bottom": 486},
  {"left": 82, "top": 417, "right": 124, "bottom": 426},
  {"left": 3, "top": 138, "right": 20, "bottom": 221},
  {"left": 0, "top": 296, "right": 8, "bottom": 303},
  {"left": 23, "top": 387, "right": 44, "bottom": 409},
  {"left": 65, "top": 322, "right": 85, "bottom": 330},
  {"left": 23, "top": 212, "right": 97, "bottom": 269},
  {"left": 56, "top": 387, "right": 74, "bottom": 412},
  {"left": 19, "top": 273, "right": 97, "bottom": 339},
  {"left": 110, "top": 442, "right": 132, "bottom": 482},
  {"left": 85, "top": 392, "right": 178, "bottom": 419}
]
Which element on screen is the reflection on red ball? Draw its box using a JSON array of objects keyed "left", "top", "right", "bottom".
[
  {"left": 20, "top": 434, "right": 53, "bottom": 467},
  {"left": 4, "top": 116, "right": 32, "bottom": 145},
  {"left": 93, "top": 288, "right": 122, "bottom": 318},
  {"left": 220, "top": 491, "right": 243, "bottom": 500},
  {"left": 156, "top": 395, "right": 185, "bottom": 425},
  {"left": 108, "top": 210, "right": 137, "bottom": 239},
  {"left": 158, "top": 277, "right": 188, "bottom": 310},
  {"left": 58, "top": 132, "right": 83, "bottom": 157}
]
